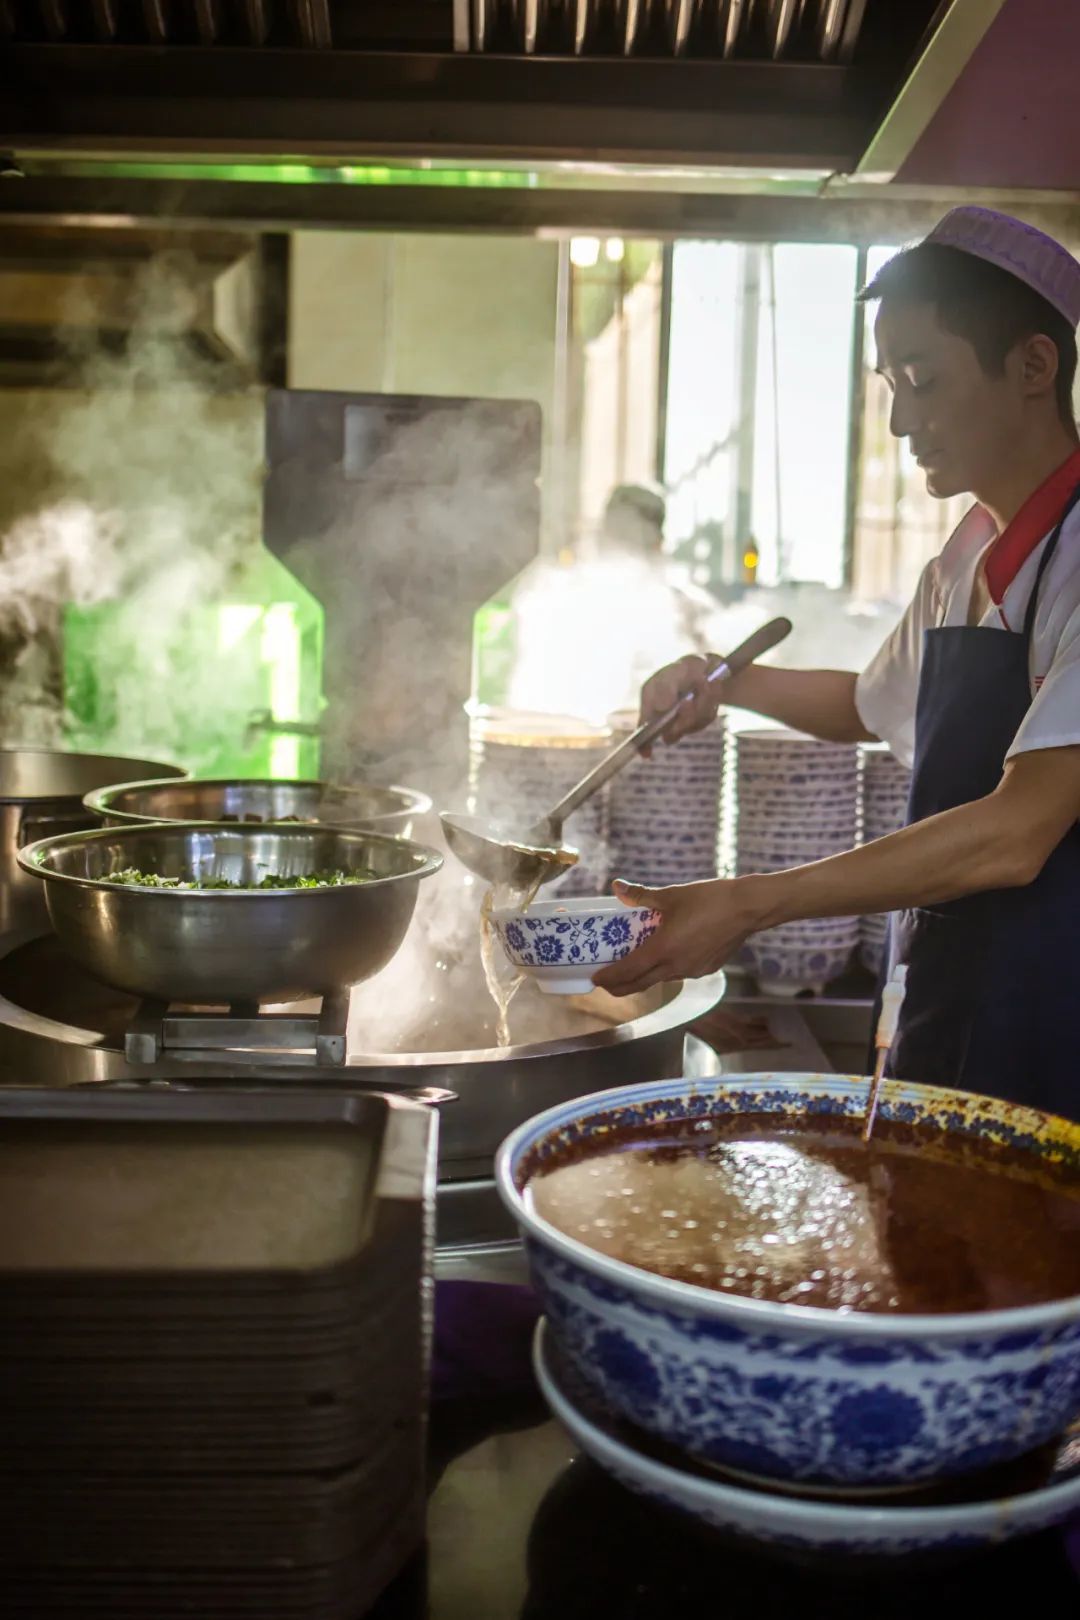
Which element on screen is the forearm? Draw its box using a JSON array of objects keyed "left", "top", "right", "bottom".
[
  {"left": 596, "top": 748, "right": 1080, "bottom": 997},
  {"left": 741, "top": 791, "right": 1039, "bottom": 930},
  {"left": 724, "top": 666, "right": 877, "bottom": 745}
]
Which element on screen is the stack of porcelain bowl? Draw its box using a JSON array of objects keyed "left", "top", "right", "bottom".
[
  {"left": 858, "top": 743, "right": 912, "bottom": 976},
  {"left": 729, "top": 728, "right": 859, "bottom": 995},
  {"left": 468, "top": 712, "right": 611, "bottom": 896},
  {"left": 606, "top": 712, "right": 726, "bottom": 889}
]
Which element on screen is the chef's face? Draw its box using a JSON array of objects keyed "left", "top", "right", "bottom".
[{"left": 873, "top": 299, "right": 1026, "bottom": 499}]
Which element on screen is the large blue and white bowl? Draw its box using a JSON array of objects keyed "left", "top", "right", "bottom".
[
  {"left": 491, "top": 896, "right": 660, "bottom": 996},
  {"left": 534, "top": 1319, "right": 1080, "bottom": 1559},
  {"left": 497, "top": 1074, "right": 1080, "bottom": 1489}
]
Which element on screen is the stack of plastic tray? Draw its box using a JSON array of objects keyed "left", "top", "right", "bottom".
[{"left": 0, "top": 1086, "right": 435, "bottom": 1619}]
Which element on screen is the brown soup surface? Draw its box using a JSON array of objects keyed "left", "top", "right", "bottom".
[{"left": 524, "top": 1113, "right": 1080, "bottom": 1314}]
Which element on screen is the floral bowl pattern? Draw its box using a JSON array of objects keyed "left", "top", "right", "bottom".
[
  {"left": 497, "top": 1073, "right": 1080, "bottom": 1489},
  {"left": 491, "top": 897, "right": 660, "bottom": 996},
  {"left": 534, "top": 1319, "right": 1080, "bottom": 1559},
  {"left": 746, "top": 936, "right": 855, "bottom": 996},
  {"left": 726, "top": 729, "right": 859, "bottom": 994}
]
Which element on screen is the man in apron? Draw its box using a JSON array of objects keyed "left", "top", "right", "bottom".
[{"left": 595, "top": 207, "right": 1080, "bottom": 1123}]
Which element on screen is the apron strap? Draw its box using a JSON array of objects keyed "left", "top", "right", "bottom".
[{"left": 1022, "top": 479, "right": 1080, "bottom": 644}]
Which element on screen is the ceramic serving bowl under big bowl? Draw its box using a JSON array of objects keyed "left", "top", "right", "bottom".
[
  {"left": 491, "top": 896, "right": 660, "bottom": 995},
  {"left": 496, "top": 1074, "right": 1080, "bottom": 1491},
  {"left": 533, "top": 1319, "right": 1080, "bottom": 1560}
]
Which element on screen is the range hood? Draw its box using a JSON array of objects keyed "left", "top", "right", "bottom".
[
  {"left": 0, "top": 225, "right": 283, "bottom": 387},
  {"left": 1, "top": 1, "right": 955, "bottom": 173}
]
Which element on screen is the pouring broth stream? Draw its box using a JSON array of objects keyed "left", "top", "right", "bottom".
[
  {"left": 478, "top": 863, "right": 552, "bottom": 1048},
  {"left": 479, "top": 887, "right": 526, "bottom": 1050}
]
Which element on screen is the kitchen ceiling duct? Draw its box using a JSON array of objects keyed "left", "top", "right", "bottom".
[
  {"left": 463, "top": 0, "right": 870, "bottom": 60},
  {"left": 1, "top": 1, "right": 954, "bottom": 173},
  {"left": 0, "top": 1, "right": 874, "bottom": 60}
]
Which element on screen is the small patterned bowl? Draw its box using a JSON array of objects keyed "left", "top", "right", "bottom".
[
  {"left": 491, "top": 896, "right": 660, "bottom": 996},
  {"left": 497, "top": 1074, "right": 1080, "bottom": 1489}
]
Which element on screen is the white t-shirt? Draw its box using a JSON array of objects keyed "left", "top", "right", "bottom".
[{"left": 855, "top": 501, "right": 1080, "bottom": 770}]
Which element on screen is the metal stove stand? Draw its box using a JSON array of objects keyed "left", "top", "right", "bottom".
[{"left": 123, "top": 989, "right": 351, "bottom": 1068}]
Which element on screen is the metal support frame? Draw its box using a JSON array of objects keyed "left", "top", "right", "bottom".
[
  {"left": 549, "top": 236, "right": 574, "bottom": 551},
  {"left": 728, "top": 243, "right": 760, "bottom": 587},
  {"left": 12, "top": 177, "right": 1080, "bottom": 244},
  {"left": 841, "top": 242, "right": 868, "bottom": 589},
  {"left": 257, "top": 231, "right": 290, "bottom": 389},
  {"left": 655, "top": 241, "right": 674, "bottom": 485},
  {"left": 124, "top": 988, "right": 351, "bottom": 1067},
  {"left": 854, "top": 0, "right": 1009, "bottom": 181}
]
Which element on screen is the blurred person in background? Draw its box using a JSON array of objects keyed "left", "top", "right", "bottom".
[
  {"left": 592, "top": 482, "right": 726, "bottom": 714},
  {"left": 499, "top": 481, "right": 727, "bottom": 724}
]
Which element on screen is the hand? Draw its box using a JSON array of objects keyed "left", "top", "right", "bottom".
[
  {"left": 593, "top": 877, "right": 765, "bottom": 997},
  {"left": 638, "top": 654, "right": 728, "bottom": 757}
]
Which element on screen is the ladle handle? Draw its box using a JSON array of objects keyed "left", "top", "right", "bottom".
[{"left": 546, "top": 617, "right": 793, "bottom": 830}]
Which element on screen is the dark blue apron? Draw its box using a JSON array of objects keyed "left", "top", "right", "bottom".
[{"left": 887, "top": 484, "right": 1080, "bottom": 1123}]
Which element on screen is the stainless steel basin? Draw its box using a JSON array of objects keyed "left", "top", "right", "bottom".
[
  {"left": 17, "top": 823, "right": 442, "bottom": 1004},
  {"left": 85, "top": 777, "right": 432, "bottom": 841}
]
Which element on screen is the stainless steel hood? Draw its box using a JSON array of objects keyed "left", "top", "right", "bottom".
[
  {"left": 0, "top": 1, "right": 955, "bottom": 173},
  {"left": 0, "top": 224, "right": 285, "bottom": 386},
  {"left": 459, "top": 0, "right": 871, "bottom": 59}
]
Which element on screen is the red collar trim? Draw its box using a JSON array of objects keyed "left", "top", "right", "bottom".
[{"left": 984, "top": 448, "right": 1080, "bottom": 605}]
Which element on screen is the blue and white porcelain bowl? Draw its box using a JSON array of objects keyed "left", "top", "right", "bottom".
[
  {"left": 497, "top": 1074, "right": 1080, "bottom": 1490},
  {"left": 746, "top": 939, "right": 855, "bottom": 996},
  {"left": 534, "top": 1319, "right": 1080, "bottom": 1559},
  {"left": 491, "top": 896, "right": 660, "bottom": 996}
]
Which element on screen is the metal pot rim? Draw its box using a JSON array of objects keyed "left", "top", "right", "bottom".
[
  {"left": 83, "top": 776, "right": 433, "bottom": 823},
  {"left": 348, "top": 971, "right": 727, "bottom": 1067},
  {"left": 0, "top": 749, "right": 185, "bottom": 806}
]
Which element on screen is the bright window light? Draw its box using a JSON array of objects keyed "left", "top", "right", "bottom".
[{"left": 570, "top": 237, "right": 601, "bottom": 268}]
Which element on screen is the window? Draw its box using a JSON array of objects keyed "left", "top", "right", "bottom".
[{"left": 572, "top": 236, "right": 973, "bottom": 614}]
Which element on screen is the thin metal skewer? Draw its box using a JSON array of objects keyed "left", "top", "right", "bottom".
[{"left": 864, "top": 964, "right": 907, "bottom": 1142}]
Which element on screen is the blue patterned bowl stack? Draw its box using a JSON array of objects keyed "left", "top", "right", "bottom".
[
  {"left": 727, "top": 728, "right": 859, "bottom": 994},
  {"left": 468, "top": 713, "right": 611, "bottom": 897},
  {"left": 497, "top": 1074, "right": 1080, "bottom": 1491},
  {"left": 606, "top": 711, "right": 726, "bottom": 889},
  {"left": 533, "top": 1318, "right": 1080, "bottom": 1558},
  {"left": 857, "top": 744, "right": 912, "bottom": 977},
  {"left": 491, "top": 897, "right": 661, "bottom": 996}
]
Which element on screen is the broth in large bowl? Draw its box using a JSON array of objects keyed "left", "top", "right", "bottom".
[{"left": 496, "top": 1075, "right": 1080, "bottom": 1491}]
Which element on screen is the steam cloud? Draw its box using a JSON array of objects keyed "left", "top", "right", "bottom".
[{"left": 0, "top": 254, "right": 263, "bottom": 766}]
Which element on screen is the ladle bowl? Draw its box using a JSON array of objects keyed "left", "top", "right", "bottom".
[{"left": 440, "top": 811, "right": 578, "bottom": 892}]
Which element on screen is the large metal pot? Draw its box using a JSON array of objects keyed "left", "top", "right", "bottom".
[
  {"left": 0, "top": 750, "right": 185, "bottom": 935},
  {"left": 85, "top": 777, "right": 432, "bottom": 841},
  {"left": 17, "top": 822, "right": 443, "bottom": 1004}
]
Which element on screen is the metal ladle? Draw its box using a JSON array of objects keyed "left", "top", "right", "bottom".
[{"left": 441, "top": 616, "right": 793, "bottom": 890}]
